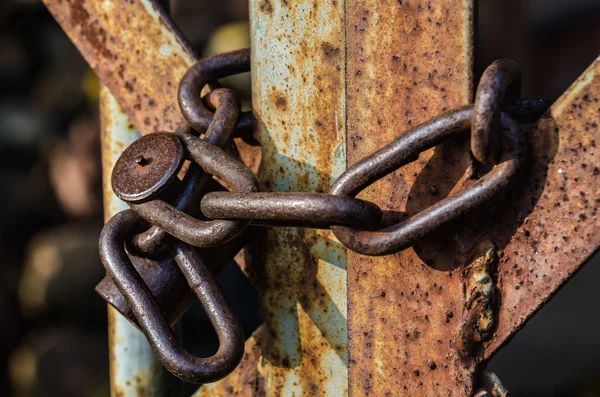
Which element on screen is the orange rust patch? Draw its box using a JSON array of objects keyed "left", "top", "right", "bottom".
[
  {"left": 346, "top": 0, "right": 475, "bottom": 395},
  {"left": 321, "top": 42, "right": 341, "bottom": 64},
  {"left": 269, "top": 90, "right": 289, "bottom": 111},
  {"left": 194, "top": 329, "right": 265, "bottom": 397},
  {"left": 67, "top": 0, "right": 113, "bottom": 59},
  {"left": 259, "top": 0, "right": 273, "bottom": 14},
  {"left": 43, "top": 0, "right": 195, "bottom": 135}
]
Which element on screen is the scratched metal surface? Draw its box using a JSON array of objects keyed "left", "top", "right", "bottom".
[
  {"left": 43, "top": 0, "right": 195, "bottom": 135},
  {"left": 345, "top": 0, "right": 476, "bottom": 395},
  {"left": 100, "top": 86, "right": 169, "bottom": 397}
]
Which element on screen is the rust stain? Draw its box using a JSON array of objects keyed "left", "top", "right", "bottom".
[
  {"left": 259, "top": 0, "right": 273, "bottom": 14},
  {"left": 346, "top": 0, "right": 475, "bottom": 395},
  {"left": 321, "top": 42, "right": 341, "bottom": 64},
  {"left": 100, "top": 86, "right": 168, "bottom": 396},
  {"left": 107, "top": 306, "right": 119, "bottom": 391},
  {"left": 483, "top": 56, "right": 600, "bottom": 357},
  {"left": 269, "top": 89, "right": 289, "bottom": 111},
  {"left": 244, "top": 0, "right": 348, "bottom": 394},
  {"left": 451, "top": 242, "right": 500, "bottom": 382},
  {"left": 43, "top": 0, "right": 195, "bottom": 135},
  {"left": 193, "top": 328, "right": 265, "bottom": 397}
]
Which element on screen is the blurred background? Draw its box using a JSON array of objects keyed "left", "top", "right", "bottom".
[{"left": 0, "top": 0, "right": 598, "bottom": 396}]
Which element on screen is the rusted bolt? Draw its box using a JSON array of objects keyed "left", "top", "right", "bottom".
[{"left": 112, "top": 133, "right": 184, "bottom": 203}]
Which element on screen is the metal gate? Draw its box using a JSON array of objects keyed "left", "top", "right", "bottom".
[{"left": 42, "top": 0, "right": 600, "bottom": 395}]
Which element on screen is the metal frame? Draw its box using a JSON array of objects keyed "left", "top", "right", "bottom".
[{"left": 43, "top": 0, "right": 600, "bottom": 395}]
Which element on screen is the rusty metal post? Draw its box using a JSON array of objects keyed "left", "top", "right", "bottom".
[
  {"left": 43, "top": 0, "right": 600, "bottom": 394},
  {"left": 203, "top": 0, "right": 475, "bottom": 395},
  {"left": 345, "top": 1, "right": 477, "bottom": 395},
  {"left": 250, "top": 0, "right": 349, "bottom": 393},
  {"left": 100, "top": 87, "right": 170, "bottom": 396},
  {"left": 196, "top": 0, "right": 349, "bottom": 395}
]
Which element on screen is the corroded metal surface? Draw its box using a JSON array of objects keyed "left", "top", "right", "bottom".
[
  {"left": 483, "top": 56, "right": 600, "bottom": 357},
  {"left": 43, "top": 0, "right": 195, "bottom": 135},
  {"left": 193, "top": 327, "right": 266, "bottom": 397},
  {"left": 245, "top": 0, "right": 348, "bottom": 394},
  {"left": 330, "top": 107, "right": 525, "bottom": 256},
  {"left": 345, "top": 0, "right": 476, "bottom": 395},
  {"left": 100, "top": 87, "right": 168, "bottom": 397}
]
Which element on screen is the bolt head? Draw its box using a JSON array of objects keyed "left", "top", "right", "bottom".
[{"left": 112, "top": 133, "right": 184, "bottom": 203}]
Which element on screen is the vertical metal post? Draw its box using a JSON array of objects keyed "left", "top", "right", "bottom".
[
  {"left": 46, "top": 0, "right": 599, "bottom": 394},
  {"left": 345, "top": 1, "right": 476, "bottom": 395},
  {"left": 198, "top": 0, "right": 349, "bottom": 395},
  {"left": 201, "top": 0, "right": 474, "bottom": 395},
  {"left": 100, "top": 87, "right": 169, "bottom": 396},
  {"left": 249, "top": 0, "right": 349, "bottom": 394}
]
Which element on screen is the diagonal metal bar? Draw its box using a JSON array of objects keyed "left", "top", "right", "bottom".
[
  {"left": 484, "top": 56, "right": 600, "bottom": 357},
  {"left": 44, "top": 0, "right": 600, "bottom": 395},
  {"left": 43, "top": 0, "right": 195, "bottom": 135}
]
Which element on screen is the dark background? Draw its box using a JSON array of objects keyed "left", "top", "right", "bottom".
[{"left": 0, "top": 0, "right": 599, "bottom": 396}]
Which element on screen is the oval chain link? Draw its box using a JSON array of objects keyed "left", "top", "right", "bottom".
[{"left": 99, "top": 51, "right": 550, "bottom": 383}]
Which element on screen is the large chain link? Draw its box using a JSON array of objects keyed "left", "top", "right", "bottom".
[{"left": 98, "top": 49, "right": 549, "bottom": 383}]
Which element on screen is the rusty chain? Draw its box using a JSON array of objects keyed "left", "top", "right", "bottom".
[
  {"left": 97, "top": 49, "right": 550, "bottom": 384},
  {"left": 100, "top": 210, "right": 244, "bottom": 383}
]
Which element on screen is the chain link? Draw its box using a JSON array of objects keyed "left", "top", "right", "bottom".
[
  {"left": 329, "top": 107, "right": 525, "bottom": 256},
  {"left": 129, "top": 87, "right": 242, "bottom": 255},
  {"left": 99, "top": 210, "right": 244, "bottom": 383},
  {"left": 97, "top": 49, "right": 550, "bottom": 383}
]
